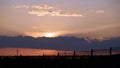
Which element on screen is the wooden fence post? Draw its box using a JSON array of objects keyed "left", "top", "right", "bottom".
[
  {"left": 73, "top": 51, "right": 76, "bottom": 59},
  {"left": 16, "top": 49, "right": 19, "bottom": 56},
  {"left": 110, "top": 47, "right": 112, "bottom": 56},
  {"left": 91, "top": 49, "right": 93, "bottom": 56},
  {"left": 74, "top": 51, "right": 76, "bottom": 56},
  {"left": 57, "top": 52, "right": 60, "bottom": 56}
]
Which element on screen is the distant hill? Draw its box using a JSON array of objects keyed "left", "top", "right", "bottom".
[{"left": 0, "top": 36, "right": 120, "bottom": 50}]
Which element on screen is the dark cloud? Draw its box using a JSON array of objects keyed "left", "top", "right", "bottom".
[{"left": 0, "top": 36, "right": 120, "bottom": 51}]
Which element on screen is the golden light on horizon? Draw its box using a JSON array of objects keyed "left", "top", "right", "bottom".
[
  {"left": 44, "top": 33, "right": 57, "bottom": 38},
  {"left": 25, "top": 32, "right": 59, "bottom": 38}
]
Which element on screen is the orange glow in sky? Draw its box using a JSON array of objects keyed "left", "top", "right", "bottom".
[
  {"left": 0, "top": 0, "right": 120, "bottom": 38},
  {"left": 25, "top": 32, "right": 59, "bottom": 38},
  {"left": 44, "top": 33, "right": 56, "bottom": 38}
]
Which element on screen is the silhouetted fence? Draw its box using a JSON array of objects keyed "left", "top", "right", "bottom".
[
  {"left": 110, "top": 47, "right": 120, "bottom": 55},
  {"left": 56, "top": 47, "right": 120, "bottom": 56},
  {"left": 0, "top": 47, "right": 120, "bottom": 56}
]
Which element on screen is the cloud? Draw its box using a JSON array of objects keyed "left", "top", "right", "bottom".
[
  {"left": 15, "top": 5, "right": 83, "bottom": 17},
  {"left": 96, "top": 10, "right": 105, "bottom": 14},
  {"left": 82, "top": 23, "right": 120, "bottom": 33},
  {"left": 14, "top": 5, "right": 29, "bottom": 8}
]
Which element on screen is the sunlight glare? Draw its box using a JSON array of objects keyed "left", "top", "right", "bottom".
[
  {"left": 25, "top": 32, "right": 59, "bottom": 38},
  {"left": 44, "top": 33, "right": 56, "bottom": 38}
]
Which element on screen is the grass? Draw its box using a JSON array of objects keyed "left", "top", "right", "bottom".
[{"left": 0, "top": 54, "right": 120, "bottom": 68}]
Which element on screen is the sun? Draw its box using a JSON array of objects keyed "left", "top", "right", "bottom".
[
  {"left": 44, "top": 33, "right": 56, "bottom": 38},
  {"left": 25, "top": 32, "right": 59, "bottom": 38}
]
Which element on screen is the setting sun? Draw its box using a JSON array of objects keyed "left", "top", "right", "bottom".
[
  {"left": 25, "top": 32, "right": 59, "bottom": 38},
  {"left": 44, "top": 33, "right": 56, "bottom": 38}
]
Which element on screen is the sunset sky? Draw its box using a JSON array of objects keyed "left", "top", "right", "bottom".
[{"left": 0, "top": 0, "right": 120, "bottom": 38}]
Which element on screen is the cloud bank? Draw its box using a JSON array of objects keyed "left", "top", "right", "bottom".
[{"left": 15, "top": 5, "right": 83, "bottom": 17}]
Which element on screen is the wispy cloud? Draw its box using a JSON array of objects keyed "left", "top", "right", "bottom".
[
  {"left": 96, "top": 10, "right": 105, "bottom": 14},
  {"left": 15, "top": 5, "right": 82, "bottom": 17},
  {"left": 14, "top": 5, "right": 29, "bottom": 8},
  {"left": 81, "top": 23, "right": 120, "bottom": 33}
]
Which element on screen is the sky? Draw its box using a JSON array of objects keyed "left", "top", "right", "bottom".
[
  {"left": 0, "top": 48, "right": 68, "bottom": 56},
  {"left": 0, "top": 0, "right": 120, "bottom": 38}
]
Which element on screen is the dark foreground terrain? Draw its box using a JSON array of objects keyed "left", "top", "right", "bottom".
[{"left": 0, "top": 55, "right": 120, "bottom": 68}]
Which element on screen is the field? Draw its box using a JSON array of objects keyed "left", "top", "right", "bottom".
[{"left": 0, "top": 55, "right": 120, "bottom": 68}]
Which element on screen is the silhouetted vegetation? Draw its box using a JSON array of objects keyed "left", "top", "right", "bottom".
[{"left": 0, "top": 55, "right": 120, "bottom": 68}]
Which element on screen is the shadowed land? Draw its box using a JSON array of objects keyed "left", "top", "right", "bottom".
[
  {"left": 0, "top": 47, "right": 120, "bottom": 68},
  {"left": 0, "top": 54, "right": 120, "bottom": 68}
]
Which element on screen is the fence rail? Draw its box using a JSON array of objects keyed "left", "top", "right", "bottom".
[
  {"left": 54, "top": 47, "right": 120, "bottom": 56},
  {"left": 0, "top": 47, "right": 120, "bottom": 56}
]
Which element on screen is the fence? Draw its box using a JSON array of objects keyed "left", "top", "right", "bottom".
[
  {"left": 56, "top": 47, "right": 120, "bottom": 56},
  {"left": 0, "top": 47, "right": 120, "bottom": 56}
]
